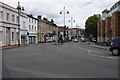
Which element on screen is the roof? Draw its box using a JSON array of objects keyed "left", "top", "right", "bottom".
[
  {"left": 102, "top": 9, "right": 110, "bottom": 13},
  {"left": 110, "top": 1, "right": 120, "bottom": 11}
]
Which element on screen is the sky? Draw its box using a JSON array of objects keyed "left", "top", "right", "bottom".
[{"left": 0, "top": 0, "right": 119, "bottom": 29}]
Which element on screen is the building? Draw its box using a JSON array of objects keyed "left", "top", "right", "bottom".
[
  {"left": 97, "top": 1, "right": 120, "bottom": 45},
  {"left": 58, "top": 26, "right": 65, "bottom": 40},
  {"left": 27, "top": 14, "right": 38, "bottom": 44},
  {"left": 20, "top": 12, "right": 28, "bottom": 45},
  {"left": 0, "top": 1, "right": 39, "bottom": 47},
  {"left": 58, "top": 27, "right": 85, "bottom": 41},
  {"left": 37, "top": 16, "right": 58, "bottom": 42},
  {"left": 58, "top": 26, "right": 71, "bottom": 40},
  {"left": 0, "top": 1, "right": 19, "bottom": 47}
]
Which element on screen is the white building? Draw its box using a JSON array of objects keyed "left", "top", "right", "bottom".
[
  {"left": 0, "top": 1, "right": 19, "bottom": 47},
  {"left": 27, "top": 14, "right": 38, "bottom": 44},
  {"left": 20, "top": 12, "right": 28, "bottom": 45}
]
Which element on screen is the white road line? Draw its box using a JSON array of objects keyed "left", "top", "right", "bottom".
[
  {"left": 99, "top": 56, "right": 106, "bottom": 58},
  {"left": 58, "top": 43, "right": 118, "bottom": 60},
  {"left": 74, "top": 45, "right": 76, "bottom": 47},
  {"left": 86, "top": 49, "right": 118, "bottom": 60},
  {"left": 88, "top": 50, "right": 91, "bottom": 55}
]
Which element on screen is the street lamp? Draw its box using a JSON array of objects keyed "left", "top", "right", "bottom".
[
  {"left": 60, "top": 6, "right": 69, "bottom": 42},
  {"left": 69, "top": 17, "right": 75, "bottom": 40},
  {"left": 69, "top": 17, "right": 75, "bottom": 29},
  {"left": 17, "top": 1, "right": 24, "bottom": 46}
]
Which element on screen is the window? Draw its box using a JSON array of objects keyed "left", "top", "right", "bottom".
[
  {"left": 112, "top": 19, "right": 115, "bottom": 25},
  {"left": 32, "top": 26, "right": 33, "bottom": 30},
  {"left": 23, "top": 21, "right": 26, "bottom": 29},
  {"left": 35, "top": 20, "right": 36, "bottom": 24},
  {"left": 0, "top": 31, "right": 3, "bottom": 42},
  {"left": 32, "top": 19, "right": 33, "bottom": 23},
  {"left": 16, "top": 32, "right": 19, "bottom": 41},
  {"left": 0, "top": 11, "right": 3, "bottom": 20},
  {"left": 16, "top": 16, "right": 19, "bottom": 23},
  {"left": 29, "top": 18, "right": 30, "bottom": 22},
  {"left": 6, "top": 13, "right": 9, "bottom": 21},
  {"left": 29, "top": 25, "right": 31, "bottom": 30},
  {"left": 12, "top": 15, "right": 15, "bottom": 22},
  {"left": 12, "top": 32, "right": 14, "bottom": 41},
  {"left": 35, "top": 26, "right": 36, "bottom": 31}
]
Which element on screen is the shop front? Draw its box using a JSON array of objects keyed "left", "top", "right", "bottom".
[{"left": 29, "top": 36, "right": 36, "bottom": 44}]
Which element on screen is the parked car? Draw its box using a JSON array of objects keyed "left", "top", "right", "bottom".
[
  {"left": 80, "top": 37, "right": 86, "bottom": 42},
  {"left": 74, "top": 38, "right": 78, "bottom": 42},
  {"left": 46, "top": 37, "right": 53, "bottom": 42},
  {"left": 104, "top": 39, "right": 111, "bottom": 46},
  {"left": 109, "top": 37, "right": 120, "bottom": 56},
  {"left": 91, "top": 38, "right": 97, "bottom": 42}
]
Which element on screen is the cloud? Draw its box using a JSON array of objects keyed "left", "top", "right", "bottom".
[{"left": 2, "top": 0, "right": 118, "bottom": 29}]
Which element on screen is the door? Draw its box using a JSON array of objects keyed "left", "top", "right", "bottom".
[
  {"left": 21, "top": 35, "right": 26, "bottom": 44},
  {"left": 6, "top": 28, "right": 10, "bottom": 46}
]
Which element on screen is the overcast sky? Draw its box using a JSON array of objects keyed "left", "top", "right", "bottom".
[{"left": 1, "top": 0, "right": 119, "bottom": 29}]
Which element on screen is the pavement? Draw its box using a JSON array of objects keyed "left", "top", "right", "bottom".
[
  {"left": 0, "top": 44, "right": 35, "bottom": 50},
  {"left": 88, "top": 42, "right": 110, "bottom": 50}
]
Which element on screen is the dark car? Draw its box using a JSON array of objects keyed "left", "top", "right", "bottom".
[{"left": 109, "top": 37, "right": 120, "bottom": 56}]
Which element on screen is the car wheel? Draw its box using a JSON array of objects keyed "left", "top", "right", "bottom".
[{"left": 112, "top": 49, "right": 119, "bottom": 56}]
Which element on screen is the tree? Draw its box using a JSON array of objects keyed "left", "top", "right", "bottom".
[{"left": 85, "top": 14, "right": 101, "bottom": 38}]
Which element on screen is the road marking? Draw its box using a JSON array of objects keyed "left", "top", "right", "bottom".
[
  {"left": 74, "top": 45, "right": 76, "bottom": 47},
  {"left": 88, "top": 50, "right": 91, "bottom": 55},
  {"left": 88, "top": 52, "right": 118, "bottom": 60},
  {"left": 54, "top": 43, "right": 119, "bottom": 60},
  {"left": 84, "top": 47, "right": 119, "bottom": 60}
]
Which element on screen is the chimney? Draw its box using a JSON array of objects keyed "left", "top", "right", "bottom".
[
  {"left": 37, "top": 15, "right": 42, "bottom": 19},
  {"left": 51, "top": 19, "right": 54, "bottom": 23}
]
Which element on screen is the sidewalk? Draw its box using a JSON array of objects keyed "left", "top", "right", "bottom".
[
  {"left": 0, "top": 44, "right": 30, "bottom": 50},
  {"left": 88, "top": 42, "right": 110, "bottom": 50}
]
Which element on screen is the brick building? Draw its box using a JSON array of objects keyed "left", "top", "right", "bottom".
[
  {"left": 37, "top": 16, "right": 58, "bottom": 42},
  {"left": 111, "top": 12, "right": 120, "bottom": 38},
  {"left": 97, "top": 1, "right": 120, "bottom": 45}
]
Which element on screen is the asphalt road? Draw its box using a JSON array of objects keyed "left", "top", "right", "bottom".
[
  {"left": 0, "top": 50, "right": 2, "bottom": 79},
  {"left": 2, "top": 42, "right": 119, "bottom": 78}
]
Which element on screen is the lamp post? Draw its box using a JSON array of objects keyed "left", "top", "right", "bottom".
[
  {"left": 69, "top": 17, "right": 75, "bottom": 40},
  {"left": 17, "top": 1, "right": 24, "bottom": 46},
  {"left": 69, "top": 17, "right": 75, "bottom": 29},
  {"left": 60, "top": 6, "right": 69, "bottom": 42}
]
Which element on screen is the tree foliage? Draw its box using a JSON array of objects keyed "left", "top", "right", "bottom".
[{"left": 85, "top": 14, "right": 101, "bottom": 38}]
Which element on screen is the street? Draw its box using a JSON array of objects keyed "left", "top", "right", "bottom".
[
  {"left": 2, "top": 42, "right": 119, "bottom": 78},
  {"left": 0, "top": 49, "right": 2, "bottom": 79}
]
